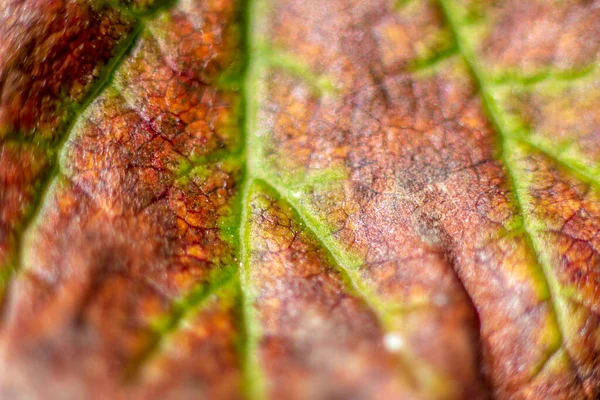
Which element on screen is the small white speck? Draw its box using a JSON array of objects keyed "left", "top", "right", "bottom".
[
  {"left": 383, "top": 333, "right": 404, "bottom": 353},
  {"left": 433, "top": 293, "right": 449, "bottom": 306}
]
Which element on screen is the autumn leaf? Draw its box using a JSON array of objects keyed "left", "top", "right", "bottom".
[{"left": 1, "top": 0, "right": 600, "bottom": 398}]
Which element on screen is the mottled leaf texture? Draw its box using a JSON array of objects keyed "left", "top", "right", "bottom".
[{"left": 1, "top": 0, "right": 600, "bottom": 398}]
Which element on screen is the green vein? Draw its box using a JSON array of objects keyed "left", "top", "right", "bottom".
[
  {"left": 513, "top": 135, "right": 600, "bottom": 190},
  {"left": 254, "top": 44, "right": 338, "bottom": 95},
  {"left": 232, "top": 0, "right": 464, "bottom": 393},
  {"left": 254, "top": 175, "right": 452, "bottom": 392},
  {"left": 237, "top": 0, "right": 268, "bottom": 396},
  {"left": 438, "top": 0, "right": 578, "bottom": 379},
  {"left": 123, "top": 265, "right": 238, "bottom": 380},
  {"left": 238, "top": 178, "right": 265, "bottom": 400},
  {"left": 231, "top": 0, "right": 440, "bottom": 393},
  {"left": 0, "top": 22, "right": 143, "bottom": 306},
  {"left": 490, "top": 64, "right": 597, "bottom": 88},
  {"left": 104, "top": 0, "right": 271, "bottom": 391},
  {"left": 254, "top": 175, "right": 467, "bottom": 385},
  {"left": 255, "top": 176, "right": 393, "bottom": 320},
  {"left": 410, "top": 44, "right": 459, "bottom": 72}
]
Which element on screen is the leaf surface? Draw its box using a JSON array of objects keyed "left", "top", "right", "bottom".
[{"left": 1, "top": 0, "right": 600, "bottom": 398}]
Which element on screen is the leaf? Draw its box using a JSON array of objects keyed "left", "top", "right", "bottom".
[{"left": 1, "top": 0, "right": 600, "bottom": 398}]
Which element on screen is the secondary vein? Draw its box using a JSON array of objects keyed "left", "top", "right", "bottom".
[
  {"left": 0, "top": 20, "right": 143, "bottom": 309},
  {"left": 513, "top": 134, "right": 600, "bottom": 190},
  {"left": 123, "top": 265, "right": 238, "bottom": 380},
  {"left": 438, "top": 0, "right": 579, "bottom": 380}
]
